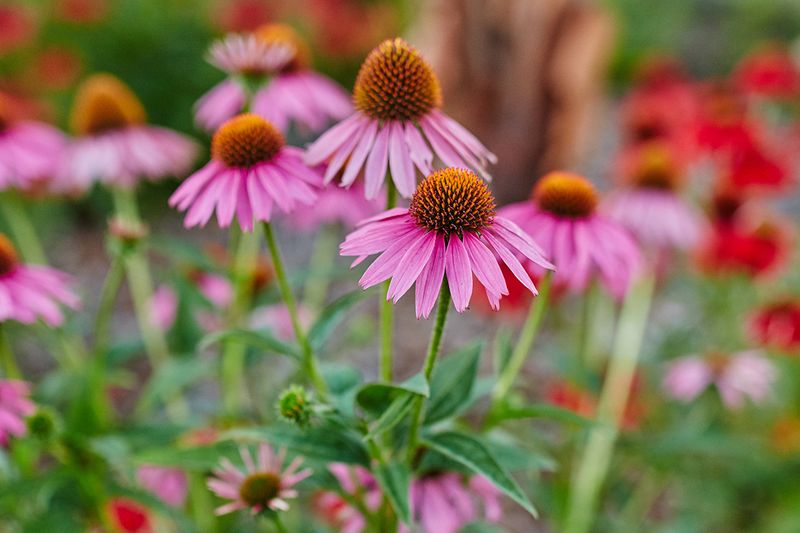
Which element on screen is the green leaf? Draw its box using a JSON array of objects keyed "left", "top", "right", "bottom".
[
  {"left": 493, "top": 325, "right": 514, "bottom": 376},
  {"left": 356, "top": 373, "right": 428, "bottom": 414},
  {"left": 373, "top": 461, "right": 411, "bottom": 525},
  {"left": 199, "top": 328, "right": 300, "bottom": 359},
  {"left": 421, "top": 431, "right": 538, "bottom": 517},
  {"left": 308, "top": 290, "right": 370, "bottom": 351},
  {"left": 424, "top": 343, "right": 481, "bottom": 424},
  {"left": 462, "top": 522, "right": 508, "bottom": 533},
  {"left": 222, "top": 425, "right": 370, "bottom": 465},
  {"left": 496, "top": 403, "right": 593, "bottom": 427},
  {"left": 366, "top": 393, "right": 416, "bottom": 440},
  {"left": 133, "top": 442, "right": 238, "bottom": 471}
]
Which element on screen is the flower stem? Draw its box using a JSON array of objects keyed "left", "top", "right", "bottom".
[
  {"left": 491, "top": 272, "right": 552, "bottom": 405},
  {"left": 0, "top": 192, "right": 47, "bottom": 264},
  {"left": 262, "top": 222, "right": 329, "bottom": 397},
  {"left": 406, "top": 281, "right": 450, "bottom": 463},
  {"left": 0, "top": 324, "right": 20, "bottom": 379},
  {"left": 564, "top": 273, "right": 655, "bottom": 533},
  {"left": 379, "top": 183, "right": 397, "bottom": 382},
  {"left": 271, "top": 514, "right": 289, "bottom": 533},
  {"left": 221, "top": 226, "right": 260, "bottom": 415}
]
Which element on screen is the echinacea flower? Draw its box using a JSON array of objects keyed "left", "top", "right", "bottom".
[
  {"left": 58, "top": 73, "right": 197, "bottom": 192},
  {"left": 194, "top": 32, "right": 293, "bottom": 131},
  {"left": 499, "top": 172, "right": 642, "bottom": 298},
  {"left": 340, "top": 168, "right": 553, "bottom": 318},
  {"left": 250, "top": 24, "right": 352, "bottom": 133},
  {"left": 314, "top": 464, "right": 382, "bottom": 533},
  {"left": 148, "top": 285, "right": 178, "bottom": 331},
  {"left": 305, "top": 38, "right": 496, "bottom": 199},
  {"left": 207, "top": 443, "right": 311, "bottom": 515},
  {"left": 137, "top": 465, "right": 188, "bottom": 508},
  {"left": 0, "top": 379, "right": 34, "bottom": 446},
  {"left": 0, "top": 234, "right": 79, "bottom": 326},
  {"left": 400, "top": 473, "right": 502, "bottom": 533},
  {"left": 663, "top": 350, "right": 776, "bottom": 409},
  {"left": 106, "top": 498, "right": 152, "bottom": 533},
  {"left": 0, "top": 93, "right": 65, "bottom": 192},
  {"left": 169, "top": 113, "right": 322, "bottom": 231},
  {"left": 605, "top": 142, "right": 704, "bottom": 251},
  {"left": 748, "top": 299, "right": 800, "bottom": 354}
]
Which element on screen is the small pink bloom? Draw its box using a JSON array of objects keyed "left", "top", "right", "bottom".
[
  {"left": 0, "top": 234, "right": 80, "bottom": 326},
  {"left": 170, "top": 114, "right": 322, "bottom": 232},
  {"left": 340, "top": 168, "right": 553, "bottom": 319},
  {"left": 306, "top": 38, "right": 495, "bottom": 199},
  {"left": 137, "top": 465, "right": 188, "bottom": 508},
  {"left": 663, "top": 350, "right": 776, "bottom": 409},
  {"left": 500, "top": 172, "right": 642, "bottom": 299},
  {"left": 0, "top": 379, "right": 35, "bottom": 446},
  {"left": 59, "top": 74, "right": 196, "bottom": 192},
  {"left": 196, "top": 273, "right": 233, "bottom": 309},
  {"left": 149, "top": 285, "right": 177, "bottom": 331},
  {"left": 250, "top": 303, "right": 313, "bottom": 341},
  {"left": 315, "top": 464, "right": 382, "bottom": 533},
  {"left": 207, "top": 443, "right": 312, "bottom": 515}
]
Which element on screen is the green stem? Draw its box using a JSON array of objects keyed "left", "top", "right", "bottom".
[
  {"left": 1, "top": 193, "right": 46, "bottom": 264},
  {"left": 406, "top": 282, "right": 450, "bottom": 463},
  {"left": 221, "top": 227, "right": 260, "bottom": 415},
  {"left": 93, "top": 256, "right": 125, "bottom": 358},
  {"left": 189, "top": 472, "right": 217, "bottom": 532},
  {"left": 379, "top": 183, "right": 397, "bottom": 382},
  {"left": 564, "top": 274, "right": 655, "bottom": 533},
  {"left": 491, "top": 272, "right": 552, "bottom": 405},
  {"left": 0, "top": 324, "right": 20, "bottom": 379},
  {"left": 303, "top": 224, "right": 338, "bottom": 312},
  {"left": 271, "top": 514, "right": 289, "bottom": 533},
  {"left": 263, "top": 222, "right": 329, "bottom": 397}
]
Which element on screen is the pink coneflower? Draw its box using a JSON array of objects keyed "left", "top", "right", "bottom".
[
  {"left": 148, "top": 285, "right": 178, "bottom": 331},
  {"left": 605, "top": 142, "right": 704, "bottom": 251},
  {"left": 58, "top": 74, "right": 197, "bottom": 192},
  {"left": 194, "top": 32, "right": 293, "bottom": 132},
  {"left": 340, "top": 168, "right": 553, "bottom": 318},
  {"left": 0, "top": 234, "right": 79, "bottom": 326},
  {"left": 305, "top": 38, "right": 496, "bottom": 199},
  {"left": 287, "top": 181, "right": 383, "bottom": 232},
  {"left": 314, "top": 464, "right": 382, "bottom": 533},
  {"left": 250, "top": 24, "right": 352, "bottom": 133},
  {"left": 499, "top": 172, "right": 642, "bottom": 299},
  {"left": 137, "top": 465, "right": 188, "bottom": 508},
  {"left": 250, "top": 303, "right": 313, "bottom": 341},
  {"left": 0, "top": 379, "right": 34, "bottom": 446},
  {"left": 400, "top": 473, "right": 502, "bottom": 533},
  {"left": 0, "top": 93, "right": 65, "bottom": 192},
  {"left": 207, "top": 443, "right": 311, "bottom": 515},
  {"left": 663, "top": 350, "right": 776, "bottom": 409},
  {"left": 170, "top": 113, "right": 322, "bottom": 232}
]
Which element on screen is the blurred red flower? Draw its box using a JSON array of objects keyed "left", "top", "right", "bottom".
[
  {"left": 695, "top": 81, "right": 753, "bottom": 153},
  {"left": 697, "top": 217, "right": 792, "bottom": 278},
  {"left": 545, "top": 379, "right": 644, "bottom": 430},
  {"left": 723, "top": 138, "right": 793, "bottom": 194},
  {"left": 55, "top": 0, "right": 108, "bottom": 24},
  {"left": 0, "top": 5, "right": 36, "bottom": 55},
  {"left": 749, "top": 300, "right": 800, "bottom": 354},
  {"left": 734, "top": 44, "right": 800, "bottom": 100},
  {"left": 107, "top": 498, "right": 151, "bottom": 533},
  {"left": 31, "top": 47, "right": 82, "bottom": 91},
  {"left": 211, "top": 0, "right": 275, "bottom": 32}
]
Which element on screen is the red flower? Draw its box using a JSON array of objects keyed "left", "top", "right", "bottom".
[
  {"left": 749, "top": 300, "right": 800, "bottom": 354},
  {"left": 734, "top": 44, "right": 800, "bottom": 100},
  {"left": 0, "top": 5, "right": 36, "bottom": 55},
  {"left": 55, "top": 0, "right": 108, "bottom": 24},
  {"left": 107, "top": 498, "right": 151, "bottom": 533},
  {"left": 31, "top": 47, "right": 82, "bottom": 91},
  {"left": 697, "top": 216, "right": 792, "bottom": 278},
  {"left": 210, "top": 0, "right": 275, "bottom": 32},
  {"left": 723, "top": 139, "right": 793, "bottom": 194},
  {"left": 545, "top": 379, "right": 644, "bottom": 430}
]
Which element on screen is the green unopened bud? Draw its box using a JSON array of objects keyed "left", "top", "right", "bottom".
[
  {"left": 27, "top": 408, "right": 59, "bottom": 441},
  {"left": 277, "top": 385, "right": 313, "bottom": 428}
]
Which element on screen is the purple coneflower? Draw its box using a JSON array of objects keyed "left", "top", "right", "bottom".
[
  {"left": 306, "top": 38, "right": 496, "bottom": 199},
  {"left": 605, "top": 142, "right": 704, "bottom": 251},
  {"left": 499, "top": 172, "right": 642, "bottom": 298},
  {"left": 207, "top": 443, "right": 311, "bottom": 515},
  {"left": 169, "top": 113, "right": 322, "bottom": 232},
  {"left": 148, "top": 285, "right": 178, "bottom": 331},
  {"left": 663, "top": 350, "right": 776, "bottom": 409},
  {"left": 0, "top": 94, "right": 65, "bottom": 192},
  {"left": 0, "top": 234, "right": 79, "bottom": 326},
  {"left": 0, "top": 379, "right": 34, "bottom": 446},
  {"left": 137, "top": 465, "right": 188, "bottom": 508},
  {"left": 340, "top": 168, "right": 553, "bottom": 318},
  {"left": 58, "top": 74, "right": 197, "bottom": 191}
]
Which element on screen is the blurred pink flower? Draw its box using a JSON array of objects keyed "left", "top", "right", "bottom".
[
  {"left": 0, "top": 234, "right": 80, "bottom": 326},
  {"left": 137, "top": 466, "right": 188, "bottom": 508},
  {"left": 170, "top": 114, "right": 321, "bottom": 232},
  {"left": 250, "top": 303, "right": 312, "bottom": 341},
  {"left": 314, "top": 464, "right": 381, "bottom": 533},
  {"left": 148, "top": 285, "right": 177, "bottom": 331},
  {"left": 58, "top": 74, "right": 196, "bottom": 192},
  {"left": 287, "top": 181, "right": 382, "bottom": 232},
  {"left": 500, "top": 172, "right": 642, "bottom": 299},
  {"left": 207, "top": 443, "right": 311, "bottom": 515},
  {"left": 196, "top": 273, "right": 233, "bottom": 309},
  {"left": 340, "top": 168, "right": 552, "bottom": 318},
  {"left": 400, "top": 473, "right": 502, "bottom": 533},
  {"left": 305, "top": 38, "right": 495, "bottom": 199},
  {"left": 0, "top": 379, "right": 35, "bottom": 446},
  {"left": 663, "top": 350, "right": 777, "bottom": 409}
]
